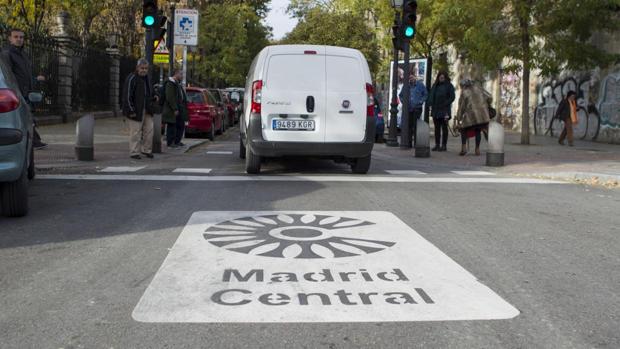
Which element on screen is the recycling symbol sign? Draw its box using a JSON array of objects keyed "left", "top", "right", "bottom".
[{"left": 174, "top": 9, "right": 199, "bottom": 46}]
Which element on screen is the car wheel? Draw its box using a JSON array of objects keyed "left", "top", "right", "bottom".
[
  {"left": 239, "top": 136, "right": 246, "bottom": 159},
  {"left": 350, "top": 155, "right": 371, "bottom": 174},
  {"left": 245, "top": 141, "right": 261, "bottom": 174},
  {"left": 208, "top": 121, "right": 215, "bottom": 141},
  {"left": 1, "top": 163, "right": 29, "bottom": 217},
  {"left": 27, "top": 146, "right": 35, "bottom": 180}
]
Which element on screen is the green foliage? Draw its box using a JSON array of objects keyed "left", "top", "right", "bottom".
[
  {"left": 196, "top": 3, "right": 271, "bottom": 87},
  {"left": 280, "top": 6, "right": 380, "bottom": 77}
]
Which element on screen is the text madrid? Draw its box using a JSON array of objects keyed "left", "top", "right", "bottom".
[{"left": 210, "top": 268, "right": 435, "bottom": 306}]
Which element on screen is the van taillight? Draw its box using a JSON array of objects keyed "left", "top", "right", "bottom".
[
  {"left": 251, "top": 80, "right": 263, "bottom": 115},
  {"left": 0, "top": 89, "right": 20, "bottom": 113},
  {"left": 366, "top": 83, "right": 374, "bottom": 118}
]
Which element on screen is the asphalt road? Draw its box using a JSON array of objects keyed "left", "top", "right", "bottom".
[{"left": 1, "top": 128, "right": 619, "bottom": 349}]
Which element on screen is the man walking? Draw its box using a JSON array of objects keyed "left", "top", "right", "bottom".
[
  {"left": 556, "top": 91, "right": 578, "bottom": 147},
  {"left": 399, "top": 72, "right": 427, "bottom": 146},
  {"left": 162, "top": 69, "right": 188, "bottom": 148},
  {"left": 1, "top": 28, "right": 47, "bottom": 149},
  {"left": 121, "top": 59, "right": 156, "bottom": 159}
]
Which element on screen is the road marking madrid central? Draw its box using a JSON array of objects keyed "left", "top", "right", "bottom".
[
  {"left": 132, "top": 211, "right": 520, "bottom": 322},
  {"left": 38, "top": 174, "right": 564, "bottom": 184}
]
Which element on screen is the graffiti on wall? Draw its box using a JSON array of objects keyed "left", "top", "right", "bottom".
[
  {"left": 534, "top": 69, "right": 620, "bottom": 143},
  {"left": 499, "top": 73, "right": 521, "bottom": 130}
]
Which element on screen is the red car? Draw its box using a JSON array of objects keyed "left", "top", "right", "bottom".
[
  {"left": 209, "top": 89, "right": 234, "bottom": 128},
  {"left": 185, "top": 88, "right": 225, "bottom": 140}
]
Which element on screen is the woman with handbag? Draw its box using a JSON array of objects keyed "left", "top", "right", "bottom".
[
  {"left": 455, "top": 79, "right": 491, "bottom": 156},
  {"left": 427, "top": 71, "right": 455, "bottom": 152}
]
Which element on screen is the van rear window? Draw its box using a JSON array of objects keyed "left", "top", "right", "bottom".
[
  {"left": 266, "top": 55, "right": 325, "bottom": 91},
  {"left": 326, "top": 56, "right": 363, "bottom": 92}
]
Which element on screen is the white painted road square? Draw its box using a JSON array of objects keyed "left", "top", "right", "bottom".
[
  {"left": 172, "top": 168, "right": 212, "bottom": 174},
  {"left": 207, "top": 151, "right": 234, "bottom": 155},
  {"left": 451, "top": 171, "right": 495, "bottom": 176},
  {"left": 385, "top": 170, "right": 427, "bottom": 175},
  {"left": 133, "top": 211, "right": 519, "bottom": 323},
  {"left": 99, "top": 166, "right": 146, "bottom": 173}
]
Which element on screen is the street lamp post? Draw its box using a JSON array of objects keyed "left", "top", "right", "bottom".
[{"left": 386, "top": 0, "right": 404, "bottom": 147}]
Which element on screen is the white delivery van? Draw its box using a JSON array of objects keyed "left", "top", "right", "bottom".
[{"left": 240, "top": 45, "right": 376, "bottom": 174}]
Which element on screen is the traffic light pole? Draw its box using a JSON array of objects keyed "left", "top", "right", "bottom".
[
  {"left": 386, "top": 12, "right": 401, "bottom": 148},
  {"left": 168, "top": 3, "right": 175, "bottom": 76},
  {"left": 145, "top": 28, "right": 154, "bottom": 81},
  {"left": 400, "top": 38, "right": 412, "bottom": 149}
]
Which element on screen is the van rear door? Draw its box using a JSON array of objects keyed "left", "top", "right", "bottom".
[
  {"left": 324, "top": 49, "right": 367, "bottom": 143},
  {"left": 261, "top": 47, "right": 326, "bottom": 143}
]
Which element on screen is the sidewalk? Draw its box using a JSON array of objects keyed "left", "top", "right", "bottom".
[
  {"left": 34, "top": 117, "right": 208, "bottom": 171},
  {"left": 381, "top": 129, "right": 620, "bottom": 187}
]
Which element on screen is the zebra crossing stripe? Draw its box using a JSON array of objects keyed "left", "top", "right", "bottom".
[
  {"left": 386, "top": 170, "right": 427, "bottom": 175},
  {"left": 99, "top": 166, "right": 146, "bottom": 173},
  {"left": 207, "top": 151, "right": 234, "bottom": 155},
  {"left": 173, "top": 168, "right": 213, "bottom": 174},
  {"left": 451, "top": 171, "right": 495, "bottom": 176}
]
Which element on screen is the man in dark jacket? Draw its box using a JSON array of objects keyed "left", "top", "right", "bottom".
[
  {"left": 161, "top": 69, "right": 188, "bottom": 148},
  {"left": 427, "top": 72, "right": 455, "bottom": 151},
  {"left": 1, "top": 28, "right": 47, "bottom": 149},
  {"left": 555, "top": 91, "right": 578, "bottom": 147},
  {"left": 121, "top": 58, "right": 156, "bottom": 159}
]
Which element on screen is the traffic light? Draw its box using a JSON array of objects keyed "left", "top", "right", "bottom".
[
  {"left": 153, "top": 11, "right": 167, "bottom": 42},
  {"left": 142, "top": 0, "right": 158, "bottom": 28},
  {"left": 402, "top": 0, "right": 417, "bottom": 39},
  {"left": 392, "top": 21, "right": 404, "bottom": 51}
]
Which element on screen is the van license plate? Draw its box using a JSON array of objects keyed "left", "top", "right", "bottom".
[{"left": 272, "top": 119, "right": 315, "bottom": 131}]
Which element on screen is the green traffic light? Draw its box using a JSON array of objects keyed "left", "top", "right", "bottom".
[
  {"left": 404, "top": 26, "right": 415, "bottom": 38},
  {"left": 144, "top": 15, "right": 155, "bottom": 26}
]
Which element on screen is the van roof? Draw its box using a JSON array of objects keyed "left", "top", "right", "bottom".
[{"left": 262, "top": 44, "right": 364, "bottom": 58}]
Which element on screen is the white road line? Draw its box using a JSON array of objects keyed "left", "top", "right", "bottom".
[
  {"left": 173, "top": 168, "right": 213, "bottom": 174},
  {"left": 99, "top": 166, "right": 146, "bottom": 173},
  {"left": 206, "top": 151, "right": 233, "bottom": 155},
  {"left": 451, "top": 171, "right": 495, "bottom": 176},
  {"left": 39, "top": 174, "right": 564, "bottom": 184},
  {"left": 386, "top": 170, "right": 427, "bottom": 175}
]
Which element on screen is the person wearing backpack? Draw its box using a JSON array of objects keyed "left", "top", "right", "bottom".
[
  {"left": 162, "top": 69, "right": 189, "bottom": 148},
  {"left": 555, "top": 91, "right": 578, "bottom": 147}
]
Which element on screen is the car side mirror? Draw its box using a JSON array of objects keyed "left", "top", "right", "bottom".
[{"left": 27, "top": 91, "right": 44, "bottom": 104}]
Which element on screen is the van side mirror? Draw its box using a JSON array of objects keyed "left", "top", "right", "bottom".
[{"left": 27, "top": 91, "right": 44, "bottom": 104}]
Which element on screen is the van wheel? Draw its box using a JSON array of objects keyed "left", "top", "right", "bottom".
[
  {"left": 27, "top": 147, "right": 35, "bottom": 180},
  {"left": 208, "top": 121, "right": 215, "bottom": 141},
  {"left": 1, "top": 164, "right": 29, "bottom": 217},
  {"left": 245, "top": 142, "right": 261, "bottom": 174},
  {"left": 239, "top": 137, "right": 246, "bottom": 159},
  {"left": 351, "top": 155, "right": 371, "bottom": 174}
]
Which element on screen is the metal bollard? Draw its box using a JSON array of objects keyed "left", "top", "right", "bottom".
[
  {"left": 486, "top": 120, "right": 505, "bottom": 166},
  {"left": 152, "top": 113, "right": 162, "bottom": 154},
  {"left": 75, "top": 114, "right": 94, "bottom": 161},
  {"left": 414, "top": 119, "right": 431, "bottom": 158}
]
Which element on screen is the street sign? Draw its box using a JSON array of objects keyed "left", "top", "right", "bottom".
[
  {"left": 132, "top": 211, "right": 519, "bottom": 323},
  {"left": 153, "top": 37, "right": 169, "bottom": 64},
  {"left": 174, "top": 8, "right": 199, "bottom": 46}
]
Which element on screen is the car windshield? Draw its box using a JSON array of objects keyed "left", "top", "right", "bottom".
[{"left": 187, "top": 90, "right": 205, "bottom": 104}]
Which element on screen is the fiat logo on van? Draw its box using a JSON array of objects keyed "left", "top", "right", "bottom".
[{"left": 342, "top": 100, "right": 351, "bottom": 109}]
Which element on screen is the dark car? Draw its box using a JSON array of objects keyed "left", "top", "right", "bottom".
[
  {"left": 225, "top": 88, "right": 244, "bottom": 124},
  {"left": 207, "top": 88, "right": 228, "bottom": 133},
  {"left": 211, "top": 89, "right": 235, "bottom": 128},
  {"left": 185, "top": 87, "right": 222, "bottom": 141}
]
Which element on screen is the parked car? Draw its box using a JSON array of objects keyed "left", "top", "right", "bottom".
[
  {"left": 225, "top": 87, "right": 244, "bottom": 124},
  {"left": 0, "top": 58, "right": 41, "bottom": 217},
  {"left": 240, "top": 45, "right": 375, "bottom": 174},
  {"left": 207, "top": 88, "right": 228, "bottom": 133},
  {"left": 185, "top": 87, "right": 220, "bottom": 141},
  {"left": 218, "top": 89, "right": 236, "bottom": 127}
]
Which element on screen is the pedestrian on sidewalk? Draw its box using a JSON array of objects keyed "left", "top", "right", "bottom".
[
  {"left": 455, "top": 79, "right": 491, "bottom": 156},
  {"left": 121, "top": 58, "right": 156, "bottom": 159},
  {"left": 556, "top": 91, "right": 578, "bottom": 147},
  {"left": 162, "top": 69, "right": 189, "bottom": 148},
  {"left": 399, "top": 72, "right": 427, "bottom": 146},
  {"left": 427, "top": 71, "right": 455, "bottom": 152},
  {"left": 1, "top": 28, "right": 47, "bottom": 149}
]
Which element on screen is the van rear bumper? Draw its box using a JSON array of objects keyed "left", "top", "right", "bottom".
[{"left": 246, "top": 118, "right": 375, "bottom": 158}]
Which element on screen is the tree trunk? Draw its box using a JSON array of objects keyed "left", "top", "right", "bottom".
[{"left": 519, "top": 11, "right": 531, "bottom": 145}]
